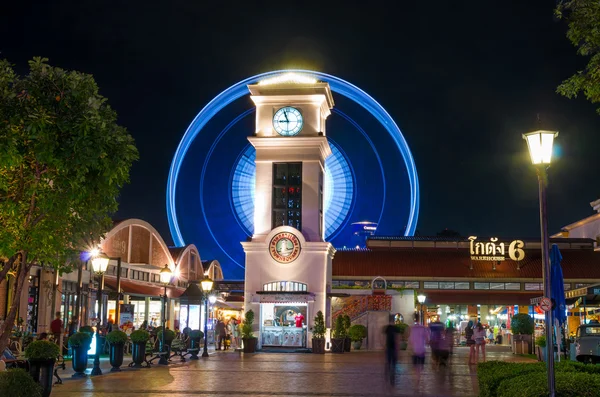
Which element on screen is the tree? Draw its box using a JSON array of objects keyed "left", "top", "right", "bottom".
[
  {"left": 0, "top": 58, "right": 138, "bottom": 354},
  {"left": 555, "top": 0, "right": 600, "bottom": 113}
]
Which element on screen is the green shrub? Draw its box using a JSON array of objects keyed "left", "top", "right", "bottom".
[
  {"left": 477, "top": 361, "right": 545, "bottom": 397},
  {"left": 342, "top": 315, "right": 351, "bottom": 335},
  {"left": 332, "top": 315, "right": 347, "bottom": 339},
  {"left": 0, "top": 369, "right": 42, "bottom": 397},
  {"left": 24, "top": 340, "right": 60, "bottom": 360},
  {"left": 498, "top": 371, "right": 600, "bottom": 397},
  {"left": 511, "top": 313, "right": 534, "bottom": 335},
  {"left": 106, "top": 330, "right": 128, "bottom": 345},
  {"left": 189, "top": 329, "right": 204, "bottom": 339},
  {"left": 79, "top": 325, "right": 94, "bottom": 335},
  {"left": 348, "top": 324, "right": 367, "bottom": 342},
  {"left": 130, "top": 329, "right": 150, "bottom": 343},
  {"left": 396, "top": 322, "right": 409, "bottom": 335},
  {"left": 312, "top": 311, "right": 326, "bottom": 339},
  {"left": 157, "top": 328, "right": 175, "bottom": 341},
  {"left": 536, "top": 334, "right": 546, "bottom": 347},
  {"left": 241, "top": 310, "right": 255, "bottom": 339},
  {"left": 68, "top": 332, "right": 92, "bottom": 348}
]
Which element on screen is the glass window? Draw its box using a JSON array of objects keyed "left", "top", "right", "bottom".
[
  {"left": 576, "top": 283, "right": 591, "bottom": 289},
  {"left": 525, "top": 283, "right": 542, "bottom": 291},
  {"left": 474, "top": 283, "right": 490, "bottom": 290},
  {"left": 564, "top": 283, "right": 571, "bottom": 291},
  {"left": 490, "top": 283, "right": 505, "bottom": 290},
  {"left": 389, "top": 282, "right": 404, "bottom": 288},
  {"left": 424, "top": 282, "right": 438, "bottom": 289},
  {"left": 405, "top": 281, "right": 420, "bottom": 289},
  {"left": 585, "top": 327, "right": 600, "bottom": 335},
  {"left": 439, "top": 282, "right": 455, "bottom": 290},
  {"left": 455, "top": 282, "right": 470, "bottom": 290},
  {"left": 505, "top": 283, "right": 521, "bottom": 290},
  {"left": 272, "top": 163, "right": 302, "bottom": 230}
]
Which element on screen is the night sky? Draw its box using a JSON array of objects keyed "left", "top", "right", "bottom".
[{"left": 3, "top": 1, "right": 599, "bottom": 248}]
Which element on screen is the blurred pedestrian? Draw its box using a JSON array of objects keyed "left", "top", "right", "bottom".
[
  {"left": 465, "top": 320, "right": 476, "bottom": 364},
  {"left": 429, "top": 319, "right": 444, "bottom": 367},
  {"left": 68, "top": 316, "right": 78, "bottom": 337},
  {"left": 474, "top": 322, "right": 486, "bottom": 362},
  {"left": 215, "top": 319, "right": 226, "bottom": 350},
  {"left": 50, "top": 312, "right": 63, "bottom": 353},
  {"left": 38, "top": 332, "right": 48, "bottom": 341},
  {"left": 383, "top": 315, "right": 399, "bottom": 385},
  {"left": 408, "top": 313, "right": 429, "bottom": 382}
]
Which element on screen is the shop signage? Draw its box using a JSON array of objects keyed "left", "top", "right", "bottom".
[
  {"left": 269, "top": 232, "right": 301, "bottom": 263},
  {"left": 468, "top": 236, "right": 525, "bottom": 262}
]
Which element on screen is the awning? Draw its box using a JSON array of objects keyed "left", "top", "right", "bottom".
[{"left": 103, "top": 277, "right": 184, "bottom": 299}]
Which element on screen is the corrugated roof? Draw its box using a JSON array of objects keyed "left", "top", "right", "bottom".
[{"left": 332, "top": 248, "right": 600, "bottom": 280}]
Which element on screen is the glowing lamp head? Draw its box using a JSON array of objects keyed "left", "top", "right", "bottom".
[
  {"left": 200, "top": 275, "right": 214, "bottom": 292},
  {"left": 417, "top": 294, "right": 426, "bottom": 304},
  {"left": 522, "top": 130, "right": 558, "bottom": 165},
  {"left": 160, "top": 264, "right": 172, "bottom": 285},
  {"left": 208, "top": 295, "right": 217, "bottom": 304},
  {"left": 91, "top": 255, "right": 109, "bottom": 274},
  {"left": 89, "top": 248, "right": 100, "bottom": 258}
]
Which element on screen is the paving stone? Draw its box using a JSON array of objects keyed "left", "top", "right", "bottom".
[{"left": 50, "top": 346, "right": 536, "bottom": 396}]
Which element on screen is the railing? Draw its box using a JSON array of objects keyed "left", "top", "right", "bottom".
[{"left": 332, "top": 295, "right": 392, "bottom": 321}]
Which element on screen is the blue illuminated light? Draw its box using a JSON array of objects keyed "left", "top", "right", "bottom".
[{"left": 168, "top": 70, "right": 420, "bottom": 248}]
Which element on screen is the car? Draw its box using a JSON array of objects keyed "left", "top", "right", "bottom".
[{"left": 575, "top": 322, "right": 600, "bottom": 364}]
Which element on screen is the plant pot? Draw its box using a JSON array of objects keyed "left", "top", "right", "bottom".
[
  {"left": 312, "top": 338, "right": 325, "bottom": 354},
  {"left": 131, "top": 342, "right": 146, "bottom": 368},
  {"left": 352, "top": 340, "right": 363, "bottom": 350},
  {"left": 71, "top": 345, "right": 88, "bottom": 377},
  {"left": 189, "top": 338, "right": 201, "bottom": 359},
  {"left": 344, "top": 337, "right": 351, "bottom": 352},
  {"left": 399, "top": 341, "right": 408, "bottom": 351},
  {"left": 242, "top": 337, "right": 258, "bottom": 353},
  {"left": 109, "top": 343, "right": 124, "bottom": 372},
  {"left": 28, "top": 359, "right": 55, "bottom": 397},
  {"left": 331, "top": 338, "right": 345, "bottom": 353}
]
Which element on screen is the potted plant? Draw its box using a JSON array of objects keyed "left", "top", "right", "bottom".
[
  {"left": 510, "top": 313, "right": 534, "bottom": 354},
  {"left": 536, "top": 334, "right": 547, "bottom": 362},
  {"left": 0, "top": 368, "right": 42, "bottom": 397},
  {"left": 106, "top": 330, "right": 128, "bottom": 372},
  {"left": 241, "top": 310, "right": 258, "bottom": 353},
  {"left": 157, "top": 328, "right": 176, "bottom": 357},
  {"left": 331, "top": 316, "right": 346, "bottom": 353},
  {"left": 342, "top": 315, "right": 352, "bottom": 352},
  {"left": 188, "top": 330, "right": 204, "bottom": 360},
  {"left": 24, "top": 340, "right": 60, "bottom": 397},
  {"left": 348, "top": 324, "right": 367, "bottom": 350},
  {"left": 79, "top": 325, "right": 94, "bottom": 336},
  {"left": 396, "top": 322, "right": 409, "bottom": 350},
  {"left": 129, "top": 329, "right": 150, "bottom": 368},
  {"left": 311, "top": 310, "right": 326, "bottom": 354},
  {"left": 68, "top": 332, "right": 92, "bottom": 377}
]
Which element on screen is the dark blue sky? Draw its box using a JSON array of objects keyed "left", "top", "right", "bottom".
[{"left": 2, "top": 0, "right": 599, "bottom": 255}]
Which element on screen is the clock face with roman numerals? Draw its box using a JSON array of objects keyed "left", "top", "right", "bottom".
[{"left": 273, "top": 107, "right": 303, "bottom": 136}]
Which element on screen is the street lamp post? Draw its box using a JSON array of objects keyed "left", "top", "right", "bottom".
[
  {"left": 523, "top": 129, "right": 558, "bottom": 397},
  {"left": 158, "top": 264, "right": 172, "bottom": 365},
  {"left": 90, "top": 254, "right": 110, "bottom": 376},
  {"left": 417, "top": 294, "right": 426, "bottom": 325},
  {"left": 200, "top": 275, "right": 214, "bottom": 358}
]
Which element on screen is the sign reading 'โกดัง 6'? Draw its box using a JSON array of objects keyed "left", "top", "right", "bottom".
[
  {"left": 269, "top": 232, "right": 301, "bottom": 263},
  {"left": 468, "top": 236, "right": 525, "bottom": 262}
]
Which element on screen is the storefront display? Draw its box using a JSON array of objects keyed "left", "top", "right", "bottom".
[{"left": 260, "top": 303, "right": 307, "bottom": 347}]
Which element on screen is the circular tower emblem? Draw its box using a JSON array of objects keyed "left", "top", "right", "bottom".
[{"left": 269, "top": 232, "right": 301, "bottom": 263}]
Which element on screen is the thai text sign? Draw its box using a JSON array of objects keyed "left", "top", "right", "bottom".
[{"left": 468, "top": 236, "right": 525, "bottom": 261}]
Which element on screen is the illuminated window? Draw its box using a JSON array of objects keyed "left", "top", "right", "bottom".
[
  {"left": 525, "top": 283, "right": 542, "bottom": 291},
  {"left": 474, "top": 283, "right": 490, "bottom": 290},
  {"left": 455, "top": 282, "right": 470, "bottom": 290},
  {"left": 424, "top": 282, "right": 439, "bottom": 289},
  {"left": 505, "top": 283, "right": 521, "bottom": 290},
  {"left": 272, "top": 163, "right": 302, "bottom": 230},
  {"left": 405, "top": 281, "right": 420, "bottom": 289},
  {"left": 263, "top": 281, "right": 307, "bottom": 292}
]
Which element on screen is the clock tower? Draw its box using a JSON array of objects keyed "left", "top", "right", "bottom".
[{"left": 241, "top": 74, "right": 336, "bottom": 350}]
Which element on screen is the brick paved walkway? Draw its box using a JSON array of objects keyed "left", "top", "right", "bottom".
[{"left": 50, "top": 346, "right": 535, "bottom": 397}]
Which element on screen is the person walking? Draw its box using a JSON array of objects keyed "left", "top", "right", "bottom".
[
  {"left": 465, "top": 320, "right": 476, "bottom": 364},
  {"left": 230, "top": 318, "right": 239, "bottom": 349},
  {"left": 408, "top": 313, "right": 429, "bottom": 383},
  {"left": 383, "top": 316, "right": 400, "bottom": 385},
  {"left": 474, "top": 322, "right": 486, "bottom": 362},
  {"left": 68, "top": 316, "right": 78, "bottom": 337},
  {"left": 215, "top": 319, "right": 226, "bottom": 351}
]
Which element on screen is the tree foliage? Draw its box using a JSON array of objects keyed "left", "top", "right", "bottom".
[
  {"left": 556, "top": 0, "right": 600, "bottom": 113},
  {"left": 0, "top": 57, "right": 138, "bottom": 353}
]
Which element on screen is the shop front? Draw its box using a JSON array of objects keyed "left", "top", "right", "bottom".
[{"left": 257, "top": 292, "right": 312, "bottom": 348}]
